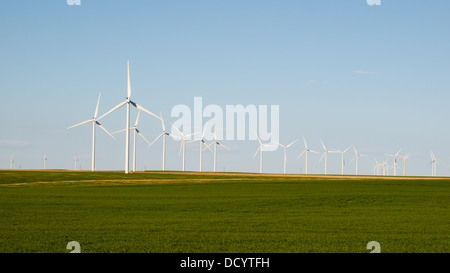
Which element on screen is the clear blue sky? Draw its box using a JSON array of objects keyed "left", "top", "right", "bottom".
[{"left": 1, "top": 0, "right": 450, "bottom": 176}]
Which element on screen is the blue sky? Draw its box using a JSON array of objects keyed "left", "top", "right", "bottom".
[{"left": 1, "top": 0, "right": 450, "bottom": 175}]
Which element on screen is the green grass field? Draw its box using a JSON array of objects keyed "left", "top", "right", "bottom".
[{"left": 0, "top": 170, "right": 448, "bottom": 253}]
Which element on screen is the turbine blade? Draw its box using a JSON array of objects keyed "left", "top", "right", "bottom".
[
  {"left": 94, "top": 92, "right": 101, "bottom": 119},
  {"left": 297, "top": 150, "right": 306, "bottom": 159},
  {"left": 219, "top": 144, "right": 231, "bottom": 150},
  {"left": 97, "top": 101, "right": 127, "bottom": 121},
  {"left": 253, "top": 146, "right": 262, "bottom": 159},
  {"left": 67, "top": 119, "right": 92, "bottom": 129},
  {"left": 286, "top": 139, "right": 298, "bottom": 148},
  {"left": 137, "top": 131, "right": 151, "bottom": 146},
  {"left": 127, "top": 60, "right": 131, "bottom": 98},
  {"left": 112, "top": 128, "right": 128, "bottom": 135},
  {"left": 303, "top": 137, "right": 307, "bottom": 149},
  {"left": 133, "top": 103, "right": 160, "bottom": 120},
  {"left": 170, "top": 122, "right": 184, "bottom": 137},
  {"left": 149, "top": 133, "right": 164, "bottom": 147},
  {"left": 135, "top": 110, "right": 142, "bottom": 127},
  {"left": 160, "top": 112, "right": 166, "bottom": 131},
  {"left": 96, "top": 123, "right": 115, "bottom": 139}
]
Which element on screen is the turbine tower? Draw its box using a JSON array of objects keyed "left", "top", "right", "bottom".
[
  {"left": 43, "top": 154, "right": 47, "bottom": 170},
  {"left": 385, "top": 150, "right": 401, "bottom": 176},
  {"left": 398, "top": 153, "right": 411, "bottom": 176},
  {"left": 277, "top": 139, "right": 298, "bottom": 174},
  {"left": 351, "top": 146, "right": 367, "bottom": 176},
  {"left": 68, "top": 92, "right": 115, "bottom": 172},
  {"left": 297, "top": 137, "right": 318, "bottom": 175},
  {"left": 98, "top": 61, "right": 160, "bottom": 174},
  {"left": 149, "top": 113, "right": 172, "bottom": 171},
  {"left": 113, "top": 110, "right": 152, "bottom": 172},
  {"left": 331, "top": 146, "right": 352, "bottom": 175},
  {"left": 8, "top": 154, "right": 14, "bottom": 169}
]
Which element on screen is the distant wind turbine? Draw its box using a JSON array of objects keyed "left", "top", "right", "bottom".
[
  {"left": 43, "top": 154, "right": 47, "bottom": 170},
  {"left": 149, "top": 113, "right": 172, "bottom": 171},
  {"left": 8, "top": 154, "right": 14, "bottom": 169},
  {"left": 276, "top": 139, "right": 298, "bottom": 174},
  {"left": 253, "top": 134, "right": 274, "bottom": 174},
  {"left": 398, "top": 153, "right": 412, "bottom": 176},
  {"left": 74, "top": 156, "right": 79, "bottom": 171},
  {"left": 429, "top": 151, "right": 438, "bottom": 177},
  {"left": 188, "top": 126, "right": 214, "bottom": 172},
  {"left": 171, "top": 123, "right": 198, "bottom": 172},
  {"left": 331, "top": 146, "right": 352, "bottom": 175},
  {"left": 297, "top": 137, "right": 319, "bottom": 175},
  {"left": 206, "top": 129, "right": 231, "bottom": 173},
  {"left": 385, "top": 150, "right": 401, "bottom": 176},
  {"left": 319, "top": 140, "right": 331, "bottom": 175},
  {"left": 351, "top": 146, "right": 367, "bottom": 176},
  {"left": 67, "top": 92, "right": 115, "bottom": 172}
]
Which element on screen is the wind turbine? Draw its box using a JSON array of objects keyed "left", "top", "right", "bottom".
[
  {"left": 429, "top": 151, "right": 438, "bottom": 177},
  {"left": 351, "top": 146, "right": 367, "bottom": 176},
  {"left": 170, "top": 123, "right": 197, "bottom": 171},
  {"left": 277, "top": 139, "right": 298, "bottom": 174},
  {"left": 331, "top": 145, "right": 352, "bottom": 175},
  {"left": 385, "top": 150, "right": 401, "bottom": 176},
  {"left": 8, "top": 154, "right": 14, "bottom": 169},
  {"left": 74, "top": 156, "right": 78, "bottom": 171},
  {"left": 112, "top": 110, "right": 152, "bottom": 172},
  {"left": 97, "top": 61, "right": 160, "bottom": 174},
  {"left": 149, "top": 113, "right": 172, "bottom": 171},
  {"left": 319, "top": 140, "right": 331, "bottom": 175},
  {"left": 206, "top": 130, "right": 230, "bottom": 173},
  {"left": 43, "top": 154, "right": 47, "bottom": 170},
  {"left": 297, "top": 137, "right": 319, "bottom": 175},
  {"left": 398, "top": 153, "right": 412, "bottom": 176},
  {"left": 188, "top": 127, "right": 215, "bottom": 172},
  {"left": 67, "top": 92, "right": 115, "bottom": 172},
  {"left": 253, "top": 134, "right": 274, "bottom": 174}
]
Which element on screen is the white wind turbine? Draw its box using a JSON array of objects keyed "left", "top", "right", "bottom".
[
  {"left": 97, "top": 61, "right": 160, "bottom": 174},
  {"left": 398, "top": 153, "right": 412, "bottom": 176},
  {"left": 319, "top": 140, "right": 331, "bottom": 175},
  {"left": 113, "top": 110, "right": 152, "bottom": 172},
  {"left": 351, "top": 146, "right": 367, "bottom": 176},
  {"left": 8, "top": 154, "right": 14, "bottom": 169},
  {"left": 276, "top": 139, "right": 298, "bottom": 174},
  {"left": 74, "top": 156, "right": 78, "bottom": 171},
  {"left": 429, "top": 151, "right": 438, "bottom": 177},
  {"left": 206, "top": 130, "right": 230, "bottom": 173},
  {"left": 67, "top": 92, "right": 115, "bottom": 172},
  {"left": 43, "top": 154, "right": 47, "bottom": 170},
  {"left": 170, "top": 124, "right": 198, "bottom": 172},
  {"left": 253, "top": 134, "right": 274, "bottom": 174},
  {"left": 188, "top": 127, "right": 215, "bottom": 172},
  {"left": 297, "top": 137, "right": 319, "bottom": 175},
  {"left": 331, "top": 145, "right": 352, "bottom": 175},
  {"left": 149, "top": 113, "right": 172, "bottom": 171},
  {"left": 385, "top": 150, "right": 401, "bottom": 176}
]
